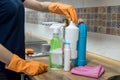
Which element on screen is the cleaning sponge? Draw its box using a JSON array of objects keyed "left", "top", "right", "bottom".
[{"left": 25, "top": 48, "right": 34, "bottom": 55}]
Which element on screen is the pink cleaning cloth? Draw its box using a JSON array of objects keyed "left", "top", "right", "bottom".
[{"left": 71, "top": 65, "right": 105, "bottom": 78}]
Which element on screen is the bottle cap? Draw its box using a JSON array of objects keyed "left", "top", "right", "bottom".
[
  {"left": 64, "top": 42, "right": 70, "bottom": 45},
  {"left": 78, "top": 18, "right": 84, "bottom": 24}
]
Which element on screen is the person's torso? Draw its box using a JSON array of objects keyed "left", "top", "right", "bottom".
[{"left": 0, "top": 0, "right": 25, "bottom": 71}]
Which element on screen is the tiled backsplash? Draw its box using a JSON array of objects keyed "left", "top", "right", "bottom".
[
  {"left": 76, "top": 5, "right": 120, "bottom": 36},
  {"left": 25, "top": 5, "right": 120, "bottom": 36},
  {"left": 25, "top": 9, "right": 66, "bottom": 24}
]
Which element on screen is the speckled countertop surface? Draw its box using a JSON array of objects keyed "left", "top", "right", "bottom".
[{"left": 29, "top": 52, "right": 120, "bottom": 80}]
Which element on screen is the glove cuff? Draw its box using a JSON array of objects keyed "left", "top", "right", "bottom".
[{"left": 5, "top": 54, "right": 25, "bottom": 72}]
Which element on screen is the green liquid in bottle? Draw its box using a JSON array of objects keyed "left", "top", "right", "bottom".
[{"left": 49, "top": 33, "right": 63, "bottom": 70}]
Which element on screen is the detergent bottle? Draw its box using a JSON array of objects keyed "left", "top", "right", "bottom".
[
  {"left": 49, "top": 23, "right": 64, "bottom": 70},
  {"left": 65, "top": 21, "right": 79, "bottom": 59},
  {"left": 74, "top": 19, "right": 87, "bottom": 66}
]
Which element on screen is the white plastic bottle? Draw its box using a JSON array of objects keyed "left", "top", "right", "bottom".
[
  {"left": 64, "top": 42, "right": 71, "bottom": 71},
  {"left": 65, "top": 21, "right": 79, "bottom": 59}
]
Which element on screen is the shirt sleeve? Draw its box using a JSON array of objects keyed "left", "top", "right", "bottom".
[
  {"left": 0, "top": 1, "right": 9, "bottom": 23},
  {"left": 22, "top": 0, "right": 25, "bottom": 2}
]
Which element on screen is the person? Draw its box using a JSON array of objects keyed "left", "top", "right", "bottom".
[{"left": 0, "top": 0, "right": 78, "bottom": 80}]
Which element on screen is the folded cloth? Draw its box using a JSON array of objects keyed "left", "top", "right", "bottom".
[{"left": 71, "top": 65, "right": 105, "bottom": 78}]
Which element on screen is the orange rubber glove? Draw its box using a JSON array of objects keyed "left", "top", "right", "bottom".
[
  {"left": 6, "top": 54, "right": 48, "bottom": 76},
  {"left": 48, "top": 2, "right": 78, "bottom": 24},
  {"left": 25, "top": 48, "right": 34, "bottom": 55}
]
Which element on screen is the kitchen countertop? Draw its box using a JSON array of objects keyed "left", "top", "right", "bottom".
[{"left": 29, "top": 52, "right": 120, "bottom": 80}]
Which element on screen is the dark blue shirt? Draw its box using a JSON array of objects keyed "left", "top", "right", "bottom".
[{"left": 0, "top": 0, "right": 25, "bottom": 71}]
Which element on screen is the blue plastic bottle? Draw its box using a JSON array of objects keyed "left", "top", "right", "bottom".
[{"left": 74, "top": 20, "right": 87, "bottom": 66}]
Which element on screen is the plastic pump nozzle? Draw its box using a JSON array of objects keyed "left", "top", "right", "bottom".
[
  {"left": 50, "top": 23, "right": 65, "bottom": 32},
  {"left": 50, "top": 22, "right": 65, "bottom": 38}
]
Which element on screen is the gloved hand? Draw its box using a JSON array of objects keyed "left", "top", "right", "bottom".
[
  {"left": 48, "top": 2, "right": 78, "bottom": 23},
  {"left": 5, "top": 54, "right": 48, "bottom": 76}
]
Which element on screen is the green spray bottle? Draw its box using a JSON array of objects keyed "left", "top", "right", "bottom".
[{"left": 49, "top": 23, "right": 64, "bottom": 70}]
